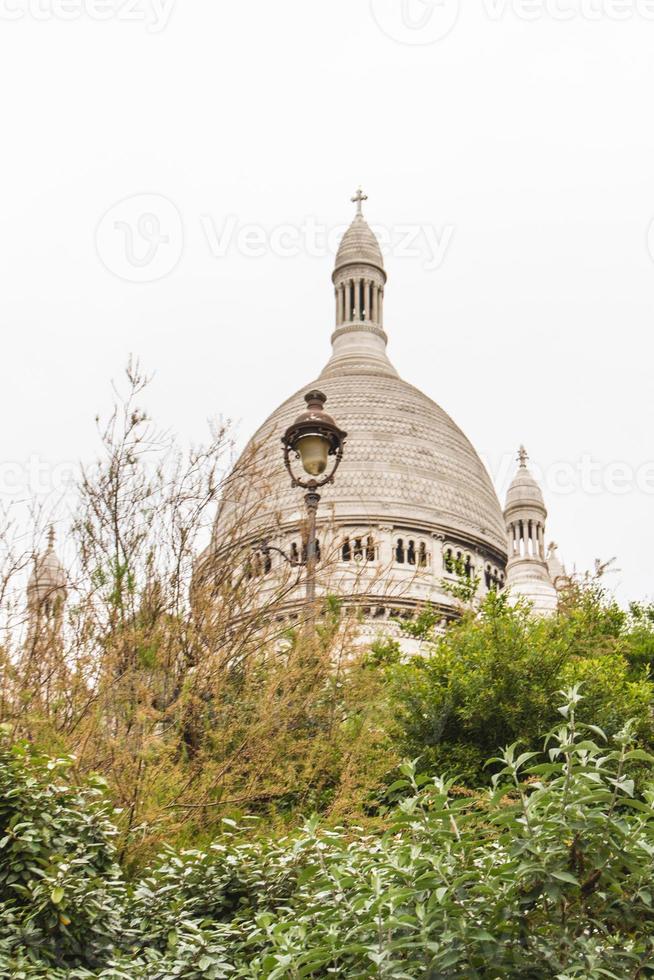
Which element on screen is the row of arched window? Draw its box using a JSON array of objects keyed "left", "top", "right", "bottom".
[
  {"left": 246, "top": 539, "right": 323, "bottom": 579},
  {"left": 290, "top": 540, "right": 321, "bottom": 564},
  {"left": 245, "top": 552, "right": 272, "bottom": 580},
  {"left": 443, "top": 547, "right": 474, "bottom": 579},
  {"left": 342, "top": 536, "right": 376, "bottom": 562},
  {"left": 395, "top": 538, "right": 430, "bottom": 568},
  {"left": 485, "top": 564, "right": 505, "bottom": 591},
  {"left": 245, "top": 536, "right": 505, "bottom": 591}
]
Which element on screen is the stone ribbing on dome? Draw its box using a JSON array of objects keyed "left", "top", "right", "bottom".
[
  {"left": 334, "top": 214, "right": 385, "bottom": 277},
  {"left": 215, "top": 374, "right": 507, "bottom": 556},
  {"left": 505, "top": 448, "right": 546, "bottom": 513}
]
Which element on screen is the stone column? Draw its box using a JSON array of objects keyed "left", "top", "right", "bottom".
[
  {"left": 377, "top": 525, "right": 394, "bottom": 573},
  {"left": 431, "top": 534, "right": 445, "bottom": 590}
]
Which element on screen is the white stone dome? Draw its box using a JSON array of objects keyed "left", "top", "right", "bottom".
[
  {"left": 209, "top": 193, "right": 508, "bottom": 622},
  {"left": 216, "top": 371, "right": 507, "bottom": 556}
]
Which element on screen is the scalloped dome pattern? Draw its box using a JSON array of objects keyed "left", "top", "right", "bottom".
[
  {"left": 505, "top": 467, "right": 546, "bottom": 511},
  {"left": 334, "top": 214, "right": 385, "bottom": 274},
  {"left": 217, "top": 372, "right": 507, "bottom": 554}
]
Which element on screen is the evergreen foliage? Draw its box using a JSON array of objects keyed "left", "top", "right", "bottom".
[{"left": 4, "top": 694, "right": 654, "bottom": 977}]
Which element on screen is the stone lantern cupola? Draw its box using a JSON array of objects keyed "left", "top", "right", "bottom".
[
  {"left": 324, "top": 188, "right": 396, "bottom": 380},
  {"left": 27, "top": 526, "right": 67, "bottom": 629},
  {"left": 504, "top": 448, "right": 558, "bottom": 614},
  {"left": 209, "top": 190, "right": 509, "bottom": 639}
]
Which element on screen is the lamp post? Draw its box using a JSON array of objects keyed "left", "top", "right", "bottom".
[{"left": 260, "top": 390, "right": 346, "bottom": 619}]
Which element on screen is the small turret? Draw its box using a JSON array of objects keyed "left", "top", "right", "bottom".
[
  {"left": 323, "top": 188, "right": 397, "bottom": 380},
  {"left": 504, "top": 448, "right": 558, "bottom": 615},
  {"left": 27, "top": 526, "right": 67, "bottom": 627}
]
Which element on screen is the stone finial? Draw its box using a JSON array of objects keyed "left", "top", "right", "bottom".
[
  {"left": 517, "top": 445, "right": 529, "bottom": 468},
  {"left": 351, "top": 186, "right": 368, "bottom": 217},
  {"left": 47, "top": 525, "right": 56, "bottom": 550}
]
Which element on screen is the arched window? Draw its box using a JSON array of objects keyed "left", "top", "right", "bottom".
[
  {"left": 353, "top": 537, "right": 364, "bottom": 560},
  {"left": 366, "top": 536, "right": 376, "bottom": 561},
  {"left": 263, "top": 552, "right": 272, "bottom": 574},
  {"left": 290, "top": 542, "right": 300, "bottom": 564},
  {"left": 342, "top": 539, "right": 351, "bottom": 562},
  {"left": 395, "top": 539, "right": 405, "bottom": 564},
  {"left": 302, "top": 539, "right": 321, "bottom": 563},
  {"left": 407, "top": 540, "right": 417, "bottom": 566},
  {"left": 444, "top": 548, "right": 454, "bottom": 572},
  {"left": 418, "top": 542, "right": 429, "bottom": 568},
  {"left": 464, "top": 555, "right": 473, "bottom": 579},
  {"left": 485, "top": 565, "right": 504, "bottom": 591}
]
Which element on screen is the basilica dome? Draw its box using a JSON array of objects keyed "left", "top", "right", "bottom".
[
  {"left": 210, "top": 192, "right": 507, "bottom": 621},
  {"left": 217, "top": 372, "right": 506, "bottom": 555}
]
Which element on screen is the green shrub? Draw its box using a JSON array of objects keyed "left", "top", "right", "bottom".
[
  {"left": 387, "top": 589, "right": 654, "bottom": 783},
  {"left": 5, "top": 692, "right": 654, "bottom": 976},
  {"left": 0, "top": 728, "right": 127, "bottom": 971}
]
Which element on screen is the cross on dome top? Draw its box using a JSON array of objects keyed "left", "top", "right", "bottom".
[
  {"left": 351, "top": 186, "right": 368, "bottom": 217},
  {"left": 517, "top": 445, "right": 529, "bottom": 468}
]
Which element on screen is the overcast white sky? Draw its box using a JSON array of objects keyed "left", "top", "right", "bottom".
[{"left": 1, "top": 0, "right": 652, "bottom": 603}]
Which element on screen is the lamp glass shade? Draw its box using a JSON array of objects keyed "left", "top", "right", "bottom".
[{"left": 295, "top": 434, "right": 330, "bottom": 477}]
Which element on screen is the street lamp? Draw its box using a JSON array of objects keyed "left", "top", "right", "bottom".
[
  {"left": 283, "top": 390, "right": 347, "bottom": 608},
  {"left": 263, "top": 390, "right": 346, "bottom": 615}
]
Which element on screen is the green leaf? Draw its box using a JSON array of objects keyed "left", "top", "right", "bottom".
[
  {"left": 50, "top": 886, "right": 65, "bottom": 904},
  {"left": 550, "top": 871, "right": 579, "bottom": 886}
]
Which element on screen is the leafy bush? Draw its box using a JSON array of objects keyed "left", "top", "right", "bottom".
[
  {"left": 4, "top": 692, "right": 654, "bottom": 976},
  {"left": 0, "top": 727, "right": 126, "bottom": 971},
  {"left": 387, "top": 589, "right": 654, "bottom": 783}
]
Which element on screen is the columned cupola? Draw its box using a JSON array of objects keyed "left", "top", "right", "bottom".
[
  {"left": 503, "top": 448, "right": 558, "bottom": 614},
  {"left": 505, "top": 447, "right": 547, "bottom": 562},
  {"left": 323, "top": 188, "right": 396, "bottom": 379},
  {"left": 333, "top": 187, "right": 386, "bottom": 329},
  {"left": 25, "top": 526, "right": 67, "bottom": 650}
]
